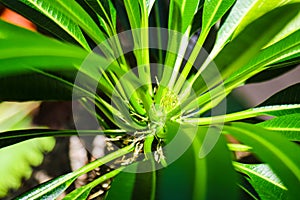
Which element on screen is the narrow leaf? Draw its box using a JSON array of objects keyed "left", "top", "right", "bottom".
[
  {"left": 53, "top": 0, "right": 107, "bottom": 44},
  {"left": 0, "top": 19, "right": 89, "bottom": 76},
  {"left": 64, "top": 167, "right": 124, "bottom": 200},
  {"left": 181, "top": 104, "right": 300, "bottom": 125},
  {"left": 213, "top": 3, "right": 300, "bottom": 80},
  {"left": 105, "top": 161, "right": 156, "bottom": 200},
  {"left": 227, "top": 30, "right": 300, "bottom": 83},
  {"left": 124, "top": 0, "right": 141, "bottom": 29},
  {"left": 16, "top": 145, "right": 134, "bottom": 199},
  {"left": 190, "top": 126, "right": 238, "bottom": 200},
  {"left": 224, "top": 122, "right": 300, "bottom": 199},
  {"left": 20, "top": 0, "right": 91, "bottom": 50},
  {"left": 257, "top": 114, "right": 300, "bottom": 141},
  {"left": 0, "top": 0, "right": 88, "bottom": 49},
  {"left": 174, "top": 0, "right": 201, "bottom": 33},
  {"left": 0, "top": 129, "right": 125, "bottom": 149},
  {"left": 234, "top": 162, "right": 287, "bottom": 200},
  {"left": 202, "top": 0, "right": 236, "bottom": 37}
]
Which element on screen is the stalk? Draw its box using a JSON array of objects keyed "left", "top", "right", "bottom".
[{"left": 74, "top": 144, "right": 135, "bottom": 177}]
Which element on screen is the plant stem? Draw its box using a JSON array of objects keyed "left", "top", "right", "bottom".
[
  {"left": 179, "top": 104, "right": 300, "bottom": 125},
  {"left": 74, "top": 144, "right": 135, "bottom": 177},
  {"left": 88, "top": 166, "right": 125, "bottom": 188}
]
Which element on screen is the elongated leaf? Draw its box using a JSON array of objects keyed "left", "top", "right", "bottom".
[
  {"left": 234, "top": 162, "right": 287, "bottom": 200},
  {"left": 190, "top": 126, "right": 237, "bottom": 200},
  {"left": 212, "top": 3, "right": 300, "bottom": 80},
  {"left": 227, "top": 30, "right": 300, "bottom": 83},
  {"left": 0, "top": 129, "right": 125, "bottom": 149},
  {"left": 104, "top": 164, "right": 138, "bottom": 200},
  {"left": 0, "top": 0, "right": 86, "bottom": 48},
  {"left": 179, "top": 0, "right": 235, "bottom": 83},
  {"left": 16, "top": 145, "right": 134, "bottom": 199},
  {"left": 210, "top": 0, "right": 257, "bottom": 58},
  {"left": 124, "top": 0, "right": 141, "bottom": 29},
  {"left": 183, "top": 3, "right": 300, "bottom": 103},
  {"left": 202, "top": 0, "right": 236, "bottom": 37},
  {"left": 157, "top": 124, "right": 237, "bottom": 200},
  {"left": 232, "top": 0, "right": 300, "bottom": 38},
  {"left": 266, "top": 11, "right": 300, "bottom": 47},
  {"left": 212, "top": 0, "right": 300, "bottom": 58},
  {"left": 174, "top": 0, "right": 201, "bottom": 33},
  {"left": 257, "top": 114, "right": 300, "bottom": 141},
  {"left": 105, "top": 161, "right": 156, "bottom": 200},
  {"left": 52, "top": 0, "right": 107, "bottom": 44},
  {"left": 19, "top": 0, "right": 90, "bottom": 50},
  {"left": 237, "top": 174, "right": 260, "bottom": 200},
  {"left": 168, "top": 0, "right": 182, "bottom": 32},
  {"left": 64, "top": 167, "right": 124, "bottom": 200},
  {"left": 224, "top": 122, "right": 300, "bottom": 199},
  {"left": 85, "top": 0, "right": 117, "bottom": 32},
  {"left": 182, "top": 104, "right": 300, "bottom": 125},
  {"left": 156, "top": 125, "right": 195, "bottom": 200},
  {"left": 0, "top": 19, "right": 89, "bottom": 76},
  {"left": 16, "top": 172, "right": 77, "bottom": 200}
]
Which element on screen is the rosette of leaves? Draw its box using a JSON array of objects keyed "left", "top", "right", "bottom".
[{"left": 0, "top": 0, "right": 300, "bottom": 199}]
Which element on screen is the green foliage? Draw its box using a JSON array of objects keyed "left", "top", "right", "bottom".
[
  {"left": 234, "top": 162, "right": 287, "bottom": 200},
  {"left": 0, "top": 102, "right": 55, "bottom": 197},
  {"left": 0, "top": 0, "right": 299, "bottom": 199}
]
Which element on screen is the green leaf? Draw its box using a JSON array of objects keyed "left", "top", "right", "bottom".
[
  {"left": 212, "top": 3, "right": 300, "bottom": 80},
  {"left": 0, "top": 129, "right": 125, "bottom": 149},
  {"left": 227, "top": 30, "right": 300, "bottom": 84},
  {"left": 85, "top": 0, "right": 117, "bottom": 33},
  {"left": 105, "top": 161, "right": 156, "bottom": 200},
  {"left": 180, "top": 3, "right": 300, "bottom": 108},
  {"left": 174, "top": 0, "right": 201, "bottom": 33},
  {"left": 104, "top": 164, "right": 138, "bottom": 200},
  {"left": 52, "top": 0, "right": 107, "bottom": 44},
  {"left": 210, "top": 0, "right": 257, "bottom": 58},
  {"left": 157, "top": 124, "right": 237, "bottom": 200},
  {"left": 257, "top": 114, "right": 300, "bottom": 141},
  {"left": 0, "top": 102, "right": 55, "bottom": 197},
  {"left": 234, "top": 162, "right": 287, "bottom": 200},
  {"left": 202, "top": 0, "right": 236, "bottom": 37},
  {"left": 237, "top": 174, "right": 260, "bottom": 200},
  {"left": 224, "top": 122, "right": 300, "bottom": 199},
  {"left": 176, "top": 0, "right": 235, "bottom": 90},
  {"left": 16, "top": 173, "right": 77, "bottom": 200},
  {"left": 232, "top": 0, "right": 300, "bottom": 39},
  {"left": 190, "top": 126, "right": 238, "bottom": 200},
  {"left": 64, "top": 167, "right": 124, "bottom": 200},
  {"left": 156, "top": 127, "right": 196, "bottom": 200},
  {"left": 19, "top": 0, "right": 91, "bottom": 50},
  {"left": 16, "top": 144, "right": 134, "bottom": 199},
  {"left": 181, "top": 104, "right": 300, "bottom": 125},
  {"left": 0, "top": 19, "right": 89, "bottom": 76},
  {"left": 124, "top": 0, "right": 141, "bottom": 29},
  {"left": 0, "top": 0, "right": 88, "bottom": 49},
  {"left": 266, "top": 11, "right": 300, "bottom": 47},
  {"left": 213, "top": 0, "right": 300, "bottom": 59}
]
